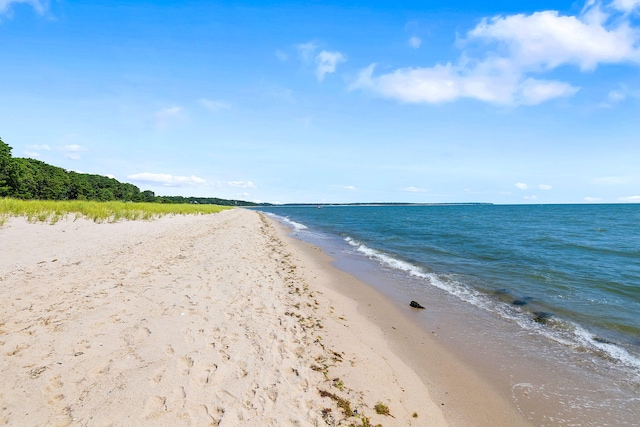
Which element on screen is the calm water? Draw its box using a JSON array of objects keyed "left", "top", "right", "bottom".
[{"left": 258, "top": 204, "right": 640, "bottom": 379}]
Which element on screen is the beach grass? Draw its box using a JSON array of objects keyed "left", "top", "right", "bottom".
[{"left": 0, "top": 198, "right": 232, "bottom": 225}]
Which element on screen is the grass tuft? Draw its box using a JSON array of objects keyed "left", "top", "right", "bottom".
[
  {"left": 319, "top": 389, "right": 354, "bottom": 417},
  {"left": 0, "top": 198, "right": 232, "bottom": 225},
  {"left": 374, "top": 402, "right": 391, "bottom": 416}
]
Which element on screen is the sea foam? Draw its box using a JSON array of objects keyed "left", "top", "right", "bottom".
[{"left": 344, "top": 235, "right": 640, "bottom": 378}]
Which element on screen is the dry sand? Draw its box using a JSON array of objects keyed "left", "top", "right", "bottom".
[{"left": 0, "top": 208, "right": 451, "bottom": 426}]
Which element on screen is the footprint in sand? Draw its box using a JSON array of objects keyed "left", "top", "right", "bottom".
[
  {"left": 94, "top": 361, "right": 111, "bottom": 377},
  {"left": 151, "top": 368, "right": 165, "bottom": 384},
  {"left": 236, "top": 361, "right": 248, "bottom": 379},
  {"left": 6, "top": 343, "right": 29, "bottom": 356},
  {"left": 190, "top": 404, "right": 223, "bottom": 425},
  {"left": 142, "top": 395, "right": 167, "bottom": 419},
  {"left": 198, "top": 365, "right": 218, "bottom": 385},
  {"left": 135, "top": 326, "right": 152, "bottom": 340},
  {"left": 45, "top": 375, "right": 65, "bottom": 407},
  {"left": 166, "top": 386, "right": 186, "bottom": 411},
  {"left": 178, "top": 356, "right": 194, "bottom": 375}
]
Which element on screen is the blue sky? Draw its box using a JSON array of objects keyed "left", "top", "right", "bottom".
[{"left": 1, "top": 0, "right": 639, "bottom": 204}]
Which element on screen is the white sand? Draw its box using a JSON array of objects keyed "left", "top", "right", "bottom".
[{"left": 0, "top": 209, "right": 448, "bottom": 426}]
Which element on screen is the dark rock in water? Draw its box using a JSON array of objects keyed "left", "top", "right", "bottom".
[
  {"left": 512, "top": 299, "right": 528, "bottom": 306},
  {"left": 593, "top": 336, "right": 614, "bottom": 345},
  {"left": 533, "top": 311, "right": 553, "bottom": 324},
  {"left": 410, "top": 300, "right": 425, "bottom": 309}
]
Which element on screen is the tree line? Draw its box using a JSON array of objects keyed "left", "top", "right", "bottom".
[{"left": 0, "top": 138, "right": 260, "bottom": 206}]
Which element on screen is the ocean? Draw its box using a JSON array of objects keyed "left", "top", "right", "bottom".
[{"left": 257, "top": 204, "right": 640, "bottom": 425}]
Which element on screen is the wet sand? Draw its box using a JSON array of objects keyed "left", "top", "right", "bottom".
[
  {"left": 271, "top": 217, "right": 532, "bottom": 427},
  {"left": 272, "top": 211, "right": 640, "bottom": 427}
]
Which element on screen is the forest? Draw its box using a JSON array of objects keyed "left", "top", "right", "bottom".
[{"left": 0, "top": 138, "right": 260, "bottom": 206}]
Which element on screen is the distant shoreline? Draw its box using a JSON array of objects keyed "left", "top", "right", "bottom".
[{"left": 256, "top": 202, "right": 494, "bottom": 207}]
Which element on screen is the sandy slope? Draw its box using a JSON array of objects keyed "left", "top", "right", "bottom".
[{"left": 0, "top": 209, "right": 447, "bottom": 426}]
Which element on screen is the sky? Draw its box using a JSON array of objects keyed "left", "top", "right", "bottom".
[{"left": 1, "top": 0, "right": 639, "bottom": 204}]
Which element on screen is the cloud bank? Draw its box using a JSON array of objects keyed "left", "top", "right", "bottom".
[
  {"left": 128, "top": 173, "right": 206, "bottom": 187},
  {"left": 352, "top": 2, "right": 640, "bottom": 105},
  {"left": 619, "top": 195, "right": 640, "bottom": 202}
]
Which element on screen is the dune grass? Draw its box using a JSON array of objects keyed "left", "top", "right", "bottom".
[{"left": 0, "top": 198, "right": 233, "bottom": 225}]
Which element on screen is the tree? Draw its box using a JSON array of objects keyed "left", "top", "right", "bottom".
[
  {"left": 0, "top": 138, "right": 12, "bottom": 196},
  {"left": 5, "top": 158, "right": 37, "bottom": 199}
]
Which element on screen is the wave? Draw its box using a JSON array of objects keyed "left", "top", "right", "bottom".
[
  {"left": 343, "top": 235, "right": 640, "bottom": 377},
  {"left": 263, "top": 212, "right": 308, "bottom": 231}
]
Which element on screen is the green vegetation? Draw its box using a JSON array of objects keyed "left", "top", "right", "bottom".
[
  {"left": 0, "top": 137, "right": 263, "bottom": 206},
  {"left": 373, "top": 402, "right": 390, "bottom": 416},
  {"left": 319, "top": 390, "right": 354, "bottom": 417},
  {"left": 0, "top": 198, "right": 231, "bottom": 225}
]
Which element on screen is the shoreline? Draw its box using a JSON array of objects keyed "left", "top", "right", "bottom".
[
  {"left": 267, "top": 213, "right": 532, "bottom": 427},
  {"left": 264, "top": 207, "right": 640, "bottom": 426},
  {"left": 1, "top": 209, "right": 455, "bottom": 426}
]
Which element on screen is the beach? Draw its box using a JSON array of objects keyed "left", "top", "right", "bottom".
[{"left": 0, "top": 208, "right": 531, "bottom": 426}]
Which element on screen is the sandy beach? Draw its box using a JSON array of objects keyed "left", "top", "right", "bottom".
[{"left": 0, "top": 208, "right": 530, "bottom": 426}]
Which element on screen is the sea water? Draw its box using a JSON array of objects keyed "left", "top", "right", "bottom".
[{"left": 257, "top": 204, "right": 640, "bottom": 425}]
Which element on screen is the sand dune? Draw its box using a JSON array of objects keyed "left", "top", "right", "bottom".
[{"left": 0, "top": 209, "right": 447, "bottom": 426}]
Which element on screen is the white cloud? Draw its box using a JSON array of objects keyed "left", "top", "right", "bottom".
[
  {"left": 584, "top": 196, "right": 602, "bottom": 202},
  {"left": 607, "top": 89, "right": 626, "bottom": 102},
  {"left": 155, "top": 106, "right": 186, "bottom": 129},
  {"left": 228, "top": 181, "right": 256, "bottom": 189},
  {"left": 408, "top": 36, "right": 422, "bottom": 49},
  {"left": 351, "top": 63, "right": 578, "bottom": 105},
  {"left": 23, "top": 144, "right": 51, "bottom": 158},
  {"left": 296, "top": 41, "right": 318, "bottom": 63},
  {"left": 106, "top": 174, "right": 116, "bottom": 179},
  {"left": 619, "top": 195, "right": 640, "bottom": 202},
  {"left": 342, "top": 185, "right": 357, "bottom": 191},
  {"left": 351, "top": 4, "right": 639, "bottom": 106},
  {"left": 0, "top": 0, "right": 47, "bottom": 15},
  {"left": 612, "top": 0, "right": 640, "bottom": 12},
  {"left": 401, "top": 186, "right": 427, "bottom": 192},
  {"left": 538, "top": 184, "right": 553, "bottom": 190},
  {"left": 467, "top": 10, "right": 640, "bottom": 72},
  {"left": 316, "top": 50, "right": 346, "bottom": 82},
  {"left": 127, "top": 173, "right": 206, "bottom": 187},
  {"left": 295, "top": 41, "right": 347, "bottom": 82},
  {"left": 524, "top": 195, "right": 538, "bottom": 200},
  {"left": 60, "top": 144, "right": 86, "bottom": 160},
  {"left": 600, "top": 85, "right": 629, "bottom": 107},
  {"left": 515, "top": 182, "right": 529, "bottom": 189},
  {"left": 199, "top": 99, "right": 230, "bottom": 112},
  {"left": 518, "top": 78, "right": 579, "bottom": 105}
]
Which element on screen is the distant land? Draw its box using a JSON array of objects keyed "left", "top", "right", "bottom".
[
  {"left": 1, "top": 137, "right": 265, "bottom": 207},
  {"left": 261, "top": 202, "right": 493, "bottom": 207}
]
